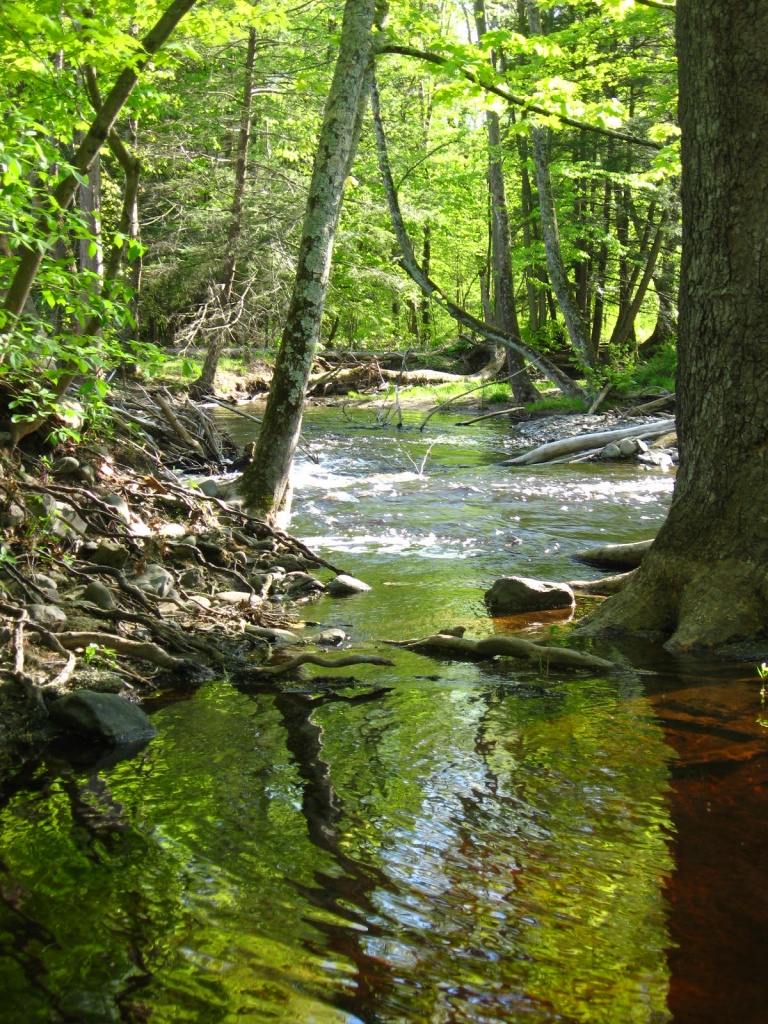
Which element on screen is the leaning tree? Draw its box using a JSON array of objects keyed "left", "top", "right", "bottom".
[{"left": 582, "top": 0, "right": 768, "bottom": 649}]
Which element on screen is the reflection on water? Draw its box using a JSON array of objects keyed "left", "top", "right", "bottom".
[{"left": 0, "top": 406, "right": 764, "bottom": 1022}]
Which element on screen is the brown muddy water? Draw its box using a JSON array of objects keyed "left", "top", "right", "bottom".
[{"left": 0, "top": 406, "right": 765, "bottom": 1023}]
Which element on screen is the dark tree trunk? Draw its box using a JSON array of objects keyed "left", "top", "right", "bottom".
[
  {"left": 526, "top": 0, "right": 593, "bottom": 369},
  {"left": 582, "top": 0, "right": 768, "bottom": 649},
  {"left": 475, "top": 0, "right": 539, "bottom": 403},
  {"left": 193, "top": 27, "right": 258, "bottom": 400},
  {"left": 240, "top": 0, "right": 378, "bottom": 519}
]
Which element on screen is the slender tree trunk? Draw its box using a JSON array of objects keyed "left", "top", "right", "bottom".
[
  {"left": 241, "top": 0, "right": 378, "bottom": 519},
  {"left": 526, "top": 0, "right": 593, "bottom": 369},
  {"left": 371, "top": 77, "right": 587, "bottom": 401},
  {"left": 475, "top": 0, "right": 539, "bottom": 402},
  {"left": 193, "top": 27, "right": 258, "bottom": 399},
  {"left": 590, "top": 177, "right": 612, "bottom": 361},
  {"left": 607, "top": 212, "right": 668, "bottom": 351},
  {"left": 582, "top": 0, "right": 768, "bottom": 649}
]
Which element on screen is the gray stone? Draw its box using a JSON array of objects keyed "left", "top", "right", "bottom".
[
  {"left": 197, "top": 478, "right": 218, "bottom": 497},
  {"left": 31, "top": 573, "right": 58, "bottom": 592},
  {"left": 55, "top": 502, "right": 88, "bottom": 537},
  {"left": 314, "top": 628, "right": 347, "bottom": 646},
  {"left": 25, "top": 603, "right": 68, "bottom": 631},
  {"left": 282, "top": 572, "right": 326, "bottom": 595},
  {"left": 484, "top": 576, "right": 575, "bottom": 615},
  {"left": 48, "top": 691, "right": 157, "bottom": 745},
  {"left": 271, "top": 553, "right": 311, "bottom": 573},
  {"left": 214, "top": 589, "right": 259, "bottom": 605},
  {"left": 326, "top": 574, "right": 372, "bottom": 596},
  {"left": 179, "top": 567, "right": 205, "bottom": 589},
  {"left": 600, "top": 442, "right": 623, "bottom": 460},
  {"left": 76, "top": 463, "right": 97, "bottom": 486},
  {"left": 87, "top": 541, "right": 130, "bottom": 570},
  {"left": 83, "top": 581, "right": 117, "bottom": 610},
  {"left": 102, "top": 492, "right": 131, "bottom": 522},
  {"left": 134, "top": 563, "right": 175, "bottom": 597},
  {"left": 617, "top": 437, "right": 639, "bottom": 457},
  {"left": 0, "top": 502, "right": 25, "bottom": 528},
  {"left": 52, "top": 456, "right": 80, "bottom": 478}
]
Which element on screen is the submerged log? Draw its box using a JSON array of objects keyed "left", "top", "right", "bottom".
[
  {"left": 502, "top": 419, "right": 676, "bottom": 466},
  {"left": 384, "top": 633, "right": 616, "bottom": 672}
]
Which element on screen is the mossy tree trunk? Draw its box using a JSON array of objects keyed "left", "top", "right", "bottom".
[
  {"left": 240, "top": 0, "right": 378, "bottom": 519},
  {"left": 582, "top": 0, "right": 768, "bottom": 650}
]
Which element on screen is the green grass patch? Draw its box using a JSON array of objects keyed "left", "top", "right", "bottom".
[{"left": 524, "top": 395, "right": 587, "bottom": 415}]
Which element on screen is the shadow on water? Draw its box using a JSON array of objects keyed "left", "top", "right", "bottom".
[{"left": 0, "top": 406, "right": 766, "bottom": 1022}]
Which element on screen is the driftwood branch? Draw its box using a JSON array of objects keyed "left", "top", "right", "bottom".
[{"left": 503, "top": 419, "right": 676, "bottom": 465}]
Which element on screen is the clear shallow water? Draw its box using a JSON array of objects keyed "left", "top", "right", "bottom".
[{"left": 1, "top": 406, "right": 766, "bottom": 1024}]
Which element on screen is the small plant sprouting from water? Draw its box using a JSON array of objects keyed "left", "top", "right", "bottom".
[{"left": 757, "top": 663, "right": 768, "bottom": 729}]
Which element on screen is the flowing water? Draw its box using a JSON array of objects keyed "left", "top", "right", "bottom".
[{"left": 0, "top": 406, "right": 766, "bottom": 1024}]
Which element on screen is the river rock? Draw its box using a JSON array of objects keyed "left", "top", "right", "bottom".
[
  {"left": 25, "top": 603, "right": 67, "bottom": 631},
  {"left": 83, "top": 581, "right": 117, "bottom": 610},
  {"left": 54, "top": 502, "right": 88, "bottom": 538},
  {"left": 87, "top": 541, "right": 130, "bottom": 569},
  {"left": 326, "top": 574, "right": 372, "bottom": 596},
  {"left": 0, "top": 502, "right": 25, "bottom": 527},
  {"left": 314, "top": 627, "right": 347, "bottom": 646},
  {"left": 102, "top": 492, "right": 131, "bottom": 523},
  {"left": 49, "top": 691, "right": 157, "bottom": 745},
  {"left": 281, "top": 572, "right": 326, "bottom": 596},
  {"left": 214, "top": 590, "right": 259, "bottom": 605},
  {"left": 134, "top": 563, "right": 175, "bottom": 597},
  {"left": 484, "top": 576, "right": 575, "bottom": 615},
  {"left": 52, "top": 456, "right": 80, "bottom": 478},
  {"left": 198, "top": 479, "right": 219, "bottom": 498},
  {"left": 179, "top": 567, "right": 206, "bottom": 589},
  {"left": 600, "top": 442, "right": 623, "bottom": 460}
]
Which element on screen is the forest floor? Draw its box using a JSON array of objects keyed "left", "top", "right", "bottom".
[{"left": 0, "top": 365, "right": 676, "bottom": 769}]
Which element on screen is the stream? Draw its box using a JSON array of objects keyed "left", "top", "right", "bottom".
[{"left": 0, "top": 406, "right": 766, "bottom": 1023}]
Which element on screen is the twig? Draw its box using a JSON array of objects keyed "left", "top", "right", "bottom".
[{"left": 239, "top": 653, "right": 394, "bottom": 679}]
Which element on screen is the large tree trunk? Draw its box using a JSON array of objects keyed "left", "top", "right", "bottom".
[
  {"left": 581, "top": 0, "right": 768, "bottom": 650},
  {"left": 240, "top": 0, "right": 378, "bottom": 519}
]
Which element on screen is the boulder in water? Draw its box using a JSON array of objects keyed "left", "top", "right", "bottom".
[{"left": 485, "top": 576, "right": 575, "bottom": 615}]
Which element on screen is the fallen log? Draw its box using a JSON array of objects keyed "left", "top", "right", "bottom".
[
  {"left": 384, "top": 633, "right": 616, "bottom": 672},
  {"left": 502, "top": 419, "right": 676, "bottom": 466},
  {"left": 572, "top": 540, "right": 653, "bottom": 570}
]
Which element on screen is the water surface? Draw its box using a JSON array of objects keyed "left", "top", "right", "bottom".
[{"left": 0, "top": 406, "right": 765, "bottom": 1023}]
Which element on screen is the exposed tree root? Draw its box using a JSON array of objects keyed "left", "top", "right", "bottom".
[
  {"left": 384, "top": 633, "right": 616, "bottom": 672},
  {"left": 237, "top": 653, "right": 395, "bottom": 682}
]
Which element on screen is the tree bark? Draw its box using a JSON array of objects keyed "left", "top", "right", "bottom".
[
  {"left": 525, "top": 0, "right": 593, "bottom": 369},
  {"left": 240, "top": 0, "right": 379, "bottom": 519},
  {"left": 474, "top": 0, "right": 539, "bottom": 404},
  {"left": 193, "top": 27, "right": 258, "bottom": 400},
  {"left": 581, "top": 0, "right": 768, "bottom": 650}
]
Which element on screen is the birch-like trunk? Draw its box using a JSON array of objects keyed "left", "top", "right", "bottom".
[{"left": 241, "top": 0, "right": 378, "bottom": 519}]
